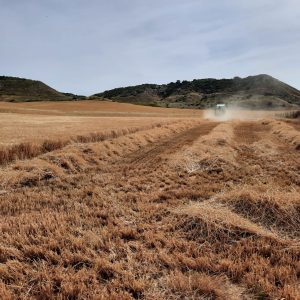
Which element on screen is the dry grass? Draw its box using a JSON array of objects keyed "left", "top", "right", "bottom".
[
  {"left": 0, "top": 122, "right": 172, "bottom": 166},
  {"left": 0, "top": 105, "right": 299, "bottom": 299},
  {"left": 162, "top": 271, "right": 248, "bottom": 300},
  {"left": 0, "top": 113, "right": 180, "bottom": 146},
  {"left": 269, "top": 120, "right": 300, "bottom": 150},
  {"left": 0, "top": 100, "right": 204, "bottom": 117},
  {"left": 217, "top": 187, "right": 300, "bottom": 238}
]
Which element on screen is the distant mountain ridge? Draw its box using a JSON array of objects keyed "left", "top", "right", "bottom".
[
  {"left": 93, "top": 74, "right": 300, "bottom": 109},
  {"left": 0, "top": 76, "right": 70, "bottom": 102},
  {"left": 1, "top": 74, "right": 300, "bottom": 108}
]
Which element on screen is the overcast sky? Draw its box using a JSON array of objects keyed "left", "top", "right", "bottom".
[{"left": 1, "top": 0, "right": 299, "bottom": 95}]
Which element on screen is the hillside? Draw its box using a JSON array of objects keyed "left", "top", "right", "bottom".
[
  {"left": 0, "top": 76, "right": 71, "bottom": 102},
  {"left": 93, "top": 74, "right": 300, "bottom": 109}
]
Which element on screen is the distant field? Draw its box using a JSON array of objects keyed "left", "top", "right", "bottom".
[
  {"left": 0, "top": 101, "right": 204, "bottom": 146},
  {"left": 0, "top": 100, "right": 204, "bottom": 117},
  {"left": 0, "top": 113, "right": 176, "bottom": 146},
  {"left": 0, "top": 100, "right": 280, "bottom": 146}
]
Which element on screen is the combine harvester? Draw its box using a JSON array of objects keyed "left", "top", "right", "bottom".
[
  {"left": 205, "top": 103, "right": 233, "bottom": 121},
  {"left": 214, "top": 104, "right": 226, "bottom": 116}
]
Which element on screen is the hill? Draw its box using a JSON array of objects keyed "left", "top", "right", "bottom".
[
  {"left": 0, "top": 76, "right": 71, "bottom": 102},
  {"left": 93, "top": 74, "right": 300, "bottom": 109}
]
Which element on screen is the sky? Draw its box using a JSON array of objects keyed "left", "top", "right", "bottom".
[{"left": 1, "top": 0, "right": 300, "bottom": 95}]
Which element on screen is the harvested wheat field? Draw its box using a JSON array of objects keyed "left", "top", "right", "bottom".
[
  {"left": 0, "top": 103, "right": 299, "bottom": 299},
  {"left": 0, "top": 100, "right": 204, "bottom": 117},
  {"left": 0, "top": 101, "right": 202, "bottom": 165}
]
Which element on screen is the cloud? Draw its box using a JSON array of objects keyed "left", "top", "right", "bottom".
[{"left": 0, "top": 0, "right": 299, "bottom": 94}]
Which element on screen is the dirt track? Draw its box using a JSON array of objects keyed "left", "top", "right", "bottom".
[
  {"left": 128, "top": 122, "right": 219, "bottom": 166},
  {"left": 0, "top": 119, "right": 299, "bottom": 299}
]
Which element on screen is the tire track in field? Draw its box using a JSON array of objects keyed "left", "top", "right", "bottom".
[
  {"left": 233, "top": 121, "right": 269, "bottom": 144},
  {"left": 127, "top": 122, "right": 219, "bottom": 167}
]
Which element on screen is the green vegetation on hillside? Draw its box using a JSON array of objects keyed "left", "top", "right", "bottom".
[
  {"left": 0, "top": 76, "right": 70, "bottom": 102},
  {"left": 93, "top": 75, "right": 300, "bottom": 109},
  {"left": 1, "top": 74, "right": 300, "bottom": 108}
]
